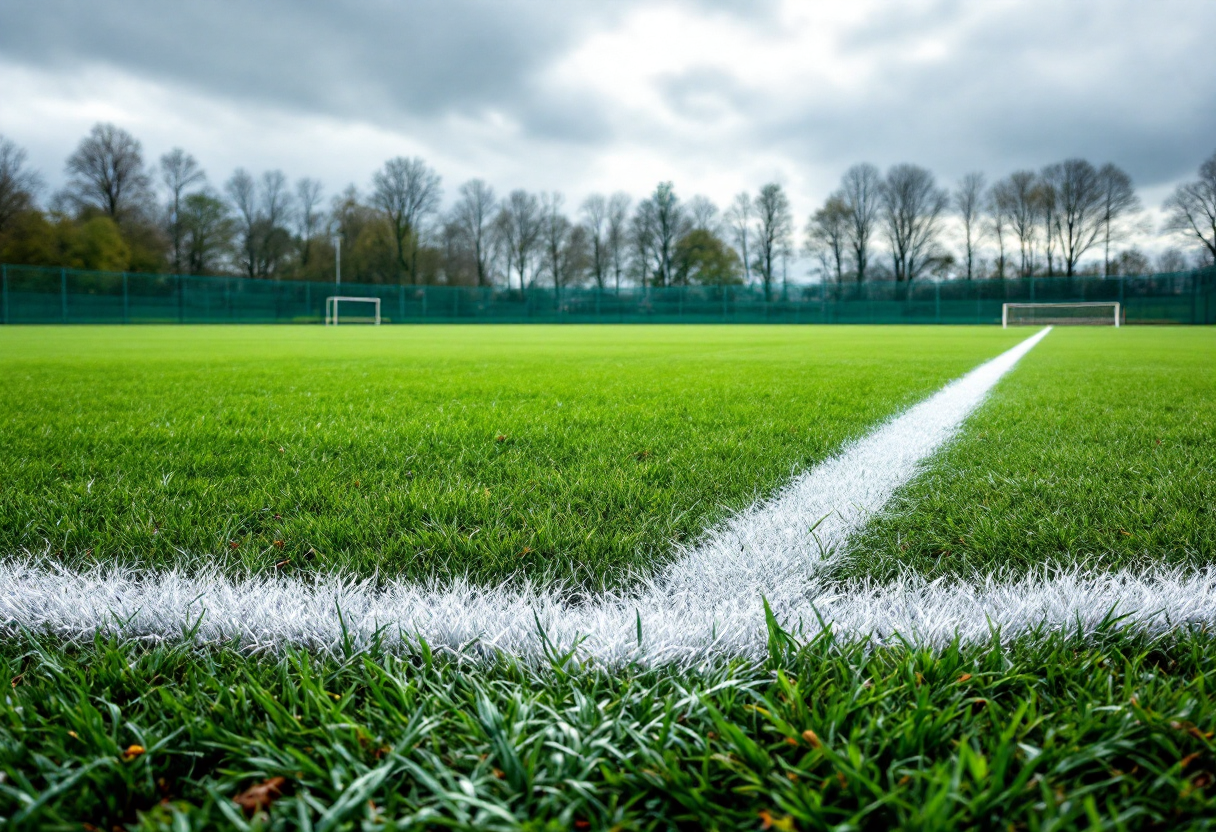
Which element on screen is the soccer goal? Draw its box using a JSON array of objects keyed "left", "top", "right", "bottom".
[
  {"left": 1002, "top": 302, "right": 1121, "bottom": 328},
  {"left": 325, "top": 296, "right": 381, "bottom": 326}
]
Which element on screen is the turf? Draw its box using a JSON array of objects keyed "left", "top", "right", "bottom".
[
  {"left": 5, "top": 628, "right": 1216, "bottom": 830},
  {"left": 838, "top": 327, "right": 1216, "bottom": 583},
  {"left": 0, "top": 324, "right": 1022, "bottom": 589}
]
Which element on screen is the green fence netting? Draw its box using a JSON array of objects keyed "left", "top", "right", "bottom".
[{"left": 1, "top": 263, "right": 1213, "bottom": 325}]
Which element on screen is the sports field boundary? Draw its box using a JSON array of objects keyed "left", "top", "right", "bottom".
[{"left": 8, "top": 326, "right": 1189, "bottom": 665}]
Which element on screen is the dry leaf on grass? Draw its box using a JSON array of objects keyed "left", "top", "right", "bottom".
[{"left": 233, "top": 776, "right": 287, "bottom": 815}]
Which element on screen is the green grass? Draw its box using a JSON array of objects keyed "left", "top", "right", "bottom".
[
  {"left": 5, "top": 629, "right": 1216, "bottom": 830},
  {"left": 0, "top": 324, "right": 1022, "bottom": 589},
  {"left": 6, "top": 323, "right": 1216, "bottom": 829},
  {"left": 838, "top": 327, "right": 1216, "bottom": 583}
]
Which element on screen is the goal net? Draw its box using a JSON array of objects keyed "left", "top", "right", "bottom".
[
  {"left": 325, "top": 296, "right": 381, "bottom": 326},
  {"left": 1002, "top": 302, "right": 1121, "bottom": 328}
]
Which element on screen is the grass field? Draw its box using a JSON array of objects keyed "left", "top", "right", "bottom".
[
  {"left": 2, "top": 323, "right": 1215, "bottom": 830},
  {"left": 0, "top": 324, "right": 1022, "bottom": 588},
  {"left": 840, "top": 328, "right": 1216, "bottom": 583}
]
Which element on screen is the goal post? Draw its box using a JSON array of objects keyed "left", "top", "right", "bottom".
[
  {"left": 1002, "top": 302, "right": 1121, "bottom": 328},
  {"left": 325, "top": 296, "right": 381, "bottom": 326}
]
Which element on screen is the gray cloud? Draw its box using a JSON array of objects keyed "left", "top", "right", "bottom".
[
  {"left": 2, "top": 0, "right": 1214, "bottom": 208},
  {"left": 0, "top": 0, "right": 626, "bottom": 136}
]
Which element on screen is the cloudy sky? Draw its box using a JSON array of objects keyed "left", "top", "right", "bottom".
[{"left": 2, "top": 0, "right": 1215, "bottom": 242}]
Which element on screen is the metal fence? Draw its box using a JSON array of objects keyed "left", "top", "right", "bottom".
[{"left": 2, "top": 263, "right": 1213, "bottom": 325}]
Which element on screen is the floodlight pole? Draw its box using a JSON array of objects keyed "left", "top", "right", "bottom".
[{"left": 334, "top": 235, "right": 342, "bottom": 286}]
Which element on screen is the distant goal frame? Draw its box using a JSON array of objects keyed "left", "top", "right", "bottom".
[
  {"left": 325, "top": 296, "right": 381, "bottom": 326},
  {"left": 1002, "top": 301, "right": 1121, "bottom": 328}
]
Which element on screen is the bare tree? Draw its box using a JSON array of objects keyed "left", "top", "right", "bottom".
[
  {"left": 1034, "top": 175, "right": 1059, "bottom": 275},
  {"left": 953, "top": 172, "right": 985, "bottom": 280},
  {"left": 724, "top": 193, "right": 753, "bottom": 285},
  {"left": 1156, "top": 248, "right": 1190, "bottom": 273},
  {"left": 371, "top": 156, "right": 441, "bottom": 284},
  {"left": 1043, "top": 159, "right": 1105, "bottom": 276},
  {"left": 224, "top": 168, "right": 294, "bottom": 279},
  {"left": 452, "top": 179, "right": 497, "bottom": 287},
  {"left": 687, "top": 195, "right": 720, "bottom": 233},
  {"left": 159, "top": 148, "right": 206, "bottom": 273},
  {"left": 540, "top": 192, "right": 570, "bottom": 293},
  {"left": 636, "top": 182, "right": 686, "bottom": 287},
  {"left": 63, "top": 123, "right": 153, "bottom": 222},
  {"left": 295, "top": 178, "right": 324, "bottom": 269},
  {"left": 225, "top": 169, "right": 258, "bottom": 279},
  {"left": 500, "top": 189, "right": 541, "bottom": 290},
  {"left": 881, "top": 164, "right": 949, "bottom": 282},
  {"left": 985, "top": 184, "right": 1010, "bottom": 279},
  {"left": 630, "top": 199, "right": 656, "bottom": 288},
  {"left": 804, "top": 194, "right": 850, "bottom": 283},
  {"left": 993, "top": 171, "right": 1040, "bottom": 277},
  {"left": 1163, "top": 150, "right": 1216, "bottom": 264},
  {"left": 0, "top": 135, "right": 41, "bottom": 234},
  {"left": 1096, "top": 164, "right": 1139, "bottom": 277},
  {"left": 840, "top": 163, "right": 882, "bottom": 282},
  {"left": 753, "top": 183, "right": 793, "bottom": 299},
  {"left": 580, "top": 193, "right": 609, "bottom": 289},
  {"left": 606, "top": 192, "right": 631, "bottom": 293}
]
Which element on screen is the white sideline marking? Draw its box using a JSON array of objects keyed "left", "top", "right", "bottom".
[{"left": 12, "top": 326, "right": 1187, "bottom": 666}]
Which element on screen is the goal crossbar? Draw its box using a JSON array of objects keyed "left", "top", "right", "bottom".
[
  {"left": 1002, "top": 302, "right": 1120, "bottom": 328},
  {"left": 325, "top": 296, "right": 381, "bottom": 326}
]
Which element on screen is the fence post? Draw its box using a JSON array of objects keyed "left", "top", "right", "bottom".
[
  {"left": 122, "top": 272, "right": 129, "bottom": 324},
  {"left": 398, "top": 284, "right": 405, "bottom": 323},
  {"left": 61, "top": 268, "right": 68, "bottom": 323},
  {"left": 935, "top": 282, "right": 941, "bottom": 323},
  {"left": 422, "top": 287, "right": 428, "bottom": 319},
  {"left": 1, "top": 264, "right": 7, "bottom": 325},
  {"left": 178, "top": 274, "right": 184, "bottom": 323}
]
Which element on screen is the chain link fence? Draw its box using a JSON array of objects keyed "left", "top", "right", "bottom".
[{"left": 2, "top": 263, "right": 1213, "bottom": 325}]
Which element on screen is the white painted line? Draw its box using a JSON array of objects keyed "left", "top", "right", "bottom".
[{"left": 1, "top": 328, "right": 1081, "bottom": 664}]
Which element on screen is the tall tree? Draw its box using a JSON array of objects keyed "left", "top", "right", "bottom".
[
  {"left": 63, "top": 123, "right": 154, "bottom": 222},
  {"left": 1043, "top": 159, "right": 1105, "bottom": 276},
  {"left": 159, "top": 148, "right": 206, "bottom": 274},
  {"left": 1034, "top": 175, "right": 1059, "bottom": 275},
  {"left": 605, "top": 192, "right": 631, "bottom": 294},
  {"left": 636, "top": 182, "right": 686, "bottom": 287},
  {"left": 687, "top": 195, "right": 720, "bottom": 233},
  {"left": 1163, "top": 150, "right": 1216, "bottom": 263},
  {"left": 880, "top": 164, "right": 949, "bottom": 283},
  {"left": 179, "top": 190, "right": 236, "bottom": 275},
  {"left": 953, "top": 172, "right": 985, "bottom": 280},
  {"left": 1096, "top": 163, "right": 1140, "bottom": 277},
  {"left": 371, "top": 156, "right": 441, "bottom": 284},
  {"left": 985, "top": 184, "right": 1010, "bottom": 279},
  {"left": 580, "top": 193, "right": 609, "bottom": 290},
  {"left": 753, "top": 183, "right": 793, "bottom": 299},
  {"left": 994, "top": 171, "right": 1040, "bottom": 277},
  {"left": 840, "top": 163, "right": 881, "bottom": 282},
  {"left": 295, "top": 178, "right": 324, "bottom": 270},
  {"left": 540, "top": 192, "right": 571, "bottom": 295},
  {"left": 724, "top": 193, "right": 753, "bottom": 285},
  {"left": 500, "top": 189, "right": 541, "bottom": 290},
  {"left": 804, "top": 194, "right": 850, "bottom": 283},
  {"left": 224, "top": 168, "right": 294, "bottom": 279},
  {"left": 0, "top": 135, "right": 41, "bottom": 235},
  {"left": 452, "top": 179, "right": 497, "bottom": 287},
  {"left": 225, "top": 169, "right": 258, "bottom": 279}
]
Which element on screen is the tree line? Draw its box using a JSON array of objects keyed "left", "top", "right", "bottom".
[{"left": 0, "top": 123, "right": 1213, "bottom": 291}]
